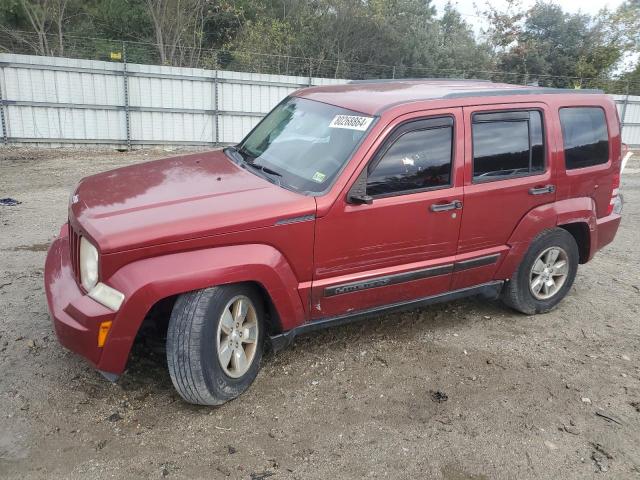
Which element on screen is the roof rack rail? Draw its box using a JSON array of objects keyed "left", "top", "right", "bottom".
[
  {"left": 442, "top": 87, "right": 604, "bottom": 99},
  {"left": 347, "top": 78, "right": 493, "bottom": 84}
]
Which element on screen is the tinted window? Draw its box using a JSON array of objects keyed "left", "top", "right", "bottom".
[
  {"left": 367, "top": 126, "right": 452, "bottom": 196},
  {"left": 559, "top": 107, "right": 609, "bottom": 169},
  {"left": 472, "top": 111, "right": 545, "bottom": 181}
]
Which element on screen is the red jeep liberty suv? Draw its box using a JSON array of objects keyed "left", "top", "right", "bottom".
[{"left": 45, "top": 80, "right": 623, "bottom": 405}]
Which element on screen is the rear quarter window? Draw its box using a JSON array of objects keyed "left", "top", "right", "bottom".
[{"left": 559, "top": 107, "right": 609, "bottom": 170}]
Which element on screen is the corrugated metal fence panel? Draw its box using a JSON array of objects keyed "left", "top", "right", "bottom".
[
  {"left": 0, "top": 53, "right": 350, "bottom": 146},
  {"left": 219, "top": 70, "right": 308, "bottom": 86},
  {"left": 621, "top": 98, "right": 640, "bottom": 147},
  {"left": 218, "top": 82, "right": 292, "bottom": 113},
  {"left": 7, "top": 53, "right": 640, "bottom": 148},
  {"left": 5, "top": 105, "right": 124, "bottom": 140},
  {"left": 310, "top": 78, "right": 349, "bottom": 86},
  {"left": 215, "top": 72, "right": 349, "bottom": 141},
  {"left": 613, "top": 94, "right": 640, "bottom": 147},
  {"left": 129, "top": 111, "right": 215, "bottom": 143},
  {"left": 0, "top": 54, "right": 126, "bottom": 141},
  {"left": 126, "top": 62, "right": 216, "bottom": 143},
  {"left": 217, "top": 70, "right": 307, "bottom": 142},
  {"left": 127, "top": 63, "right": 215, "bottom": 109},
  {"left": 219, "top": 115, "right": 261, "bottom": 144}
]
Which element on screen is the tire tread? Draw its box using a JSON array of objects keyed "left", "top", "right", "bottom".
[
  {"left": 502, "top": 228, "right": 579, "bottom": 315},
  {"left": 167, "top": 289, "right": 223, "bottom": 405},
  {"left": 166, "top": 285, "right": 263, "bottom": 406}
]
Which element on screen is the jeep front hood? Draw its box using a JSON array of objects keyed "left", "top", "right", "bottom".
[{"left": 69, "top": 150, "right": 315, "bottom": 253}]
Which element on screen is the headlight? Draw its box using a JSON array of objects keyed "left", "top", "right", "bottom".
[
  {"left": 79, "top": 236, "right": 125, "bottom": 312},
  {"left": 79, "top": 237, "right": 99, "bottom": 291}
]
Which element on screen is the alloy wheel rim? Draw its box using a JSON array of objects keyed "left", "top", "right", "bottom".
[
  {"left": 529, "top": 246, "right": 569, "bottom": 300},
  {"left": 216, "top": 295, "right": 258, "bottom": 378}
]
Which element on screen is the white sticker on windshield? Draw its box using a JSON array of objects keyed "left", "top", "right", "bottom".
[{"left": 329, "top": 114, "right": 374, "bottom": 131}]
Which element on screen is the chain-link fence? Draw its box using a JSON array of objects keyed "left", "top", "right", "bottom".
[{"left": 1, "top": 30, "right": 639, "bottom": 95}]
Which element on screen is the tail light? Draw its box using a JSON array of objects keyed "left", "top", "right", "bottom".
[{"left": 607, "top": 171, "right": 622, "bottom": 215}]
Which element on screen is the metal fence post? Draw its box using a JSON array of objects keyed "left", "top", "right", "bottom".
[
  {"left": 308, "top": 58, "right": 313, "bottom": 86},
  {"left": 214, "top": 66, "right": 220, "bottom": 145},
  {"left": 122, "top": 41, "right": 131, "bottom": 150},
  {"left": 620, "top": 81, "right": 630, "bottom": 142},
  {"left": 0, "top": 70, "right": 8, "bottom": 145}
]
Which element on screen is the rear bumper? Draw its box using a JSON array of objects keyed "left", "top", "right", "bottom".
[
  {"left": 595, "top": 213, "right": 622, "bottom": 252},
  {"left": 44, "top": 224, "right": 116, "bottom": 372}
]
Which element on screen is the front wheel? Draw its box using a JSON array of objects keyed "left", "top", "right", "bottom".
[
  {"left": 166, "top": 284, "right": 264, "bottom": 405},
  {"left": 502, "top": 228, "right": 579, "bottom": 315}
]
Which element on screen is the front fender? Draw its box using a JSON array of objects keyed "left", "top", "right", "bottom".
[
  {"left": 494, "top": 197, "right": 597, "bottom": 279},
  {"left": 98, "top": 244, "right": 306, "bottom": 374}
]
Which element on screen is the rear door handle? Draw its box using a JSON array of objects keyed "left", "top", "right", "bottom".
[
  {"left": 529, "top": 185, "right": 555, "bottom": 195},
  {"left": 430, "top": 200, "right": 463, "bottom": 212}
]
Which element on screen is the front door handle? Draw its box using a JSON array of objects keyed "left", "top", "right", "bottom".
[
  {"left": 529, "top": 185, "right": 555, "bottom": 195},
  {"left": 430, "top": 200, "right": 463, "bottom": 212}
]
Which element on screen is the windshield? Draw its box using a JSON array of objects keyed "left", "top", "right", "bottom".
[{"left": 234, "top": 97, "right": 374, "bottom": 193}]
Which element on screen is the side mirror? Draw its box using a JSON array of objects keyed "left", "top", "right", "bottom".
[{"left": 346, "top": 168, "right": 372, "bottom": 205}]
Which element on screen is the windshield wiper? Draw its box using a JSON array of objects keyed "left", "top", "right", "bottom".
[
  {"left": 251, "top": 163, "right": 282, "bottom": 177},
  {"left": 244, "top": 162, "right": 282, "bottom": 186},
  {"left": 225, "top": 145, "right": 282, "bottom": 184}
]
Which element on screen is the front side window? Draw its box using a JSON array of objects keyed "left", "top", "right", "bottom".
[
  {"left": 232, "top": 97, "right": 374, "bottom": 193},
  {"left": 472, "top": 110, "right": 545, "bottom": 181},
  {"left": 559, "top": 107, "right": 609, "bottom": 169},
  {"left": 367, "top": 125, "right": 453, "bottom": 196}
]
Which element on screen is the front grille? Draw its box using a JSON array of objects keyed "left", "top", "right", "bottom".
[{"left": 68, "top": 222, "right": 81, "bottom": 283}]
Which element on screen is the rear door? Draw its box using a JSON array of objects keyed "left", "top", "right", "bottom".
[{"left": 454, "top": 103, "right": 556, "bottom": 290}]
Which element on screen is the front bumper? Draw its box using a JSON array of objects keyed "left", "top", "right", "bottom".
[{"left": 44, "top": 224, "right": 116, "bottom": 371}]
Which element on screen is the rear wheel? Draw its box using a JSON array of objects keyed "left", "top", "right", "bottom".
[
  {"left": 502, "top": 228, "right": 579, "bottom": 314},
  {"left": 166, "top": 284, "right": 264, "bottom": 405}
]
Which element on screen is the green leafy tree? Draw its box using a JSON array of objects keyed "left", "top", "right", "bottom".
[
  {"left": 433, "top": 2, "right": 493, "bottom": 78},
  {"left": 482, "top": 0, "right": 623, "bottom": 87},
  {"left": 0, "top": 0, "right": 84, "bottom": 55}
]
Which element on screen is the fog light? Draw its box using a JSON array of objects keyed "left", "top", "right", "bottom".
[
  {"left": 88, "top": 282, "right": 125, "bottom": 311},
  {"left": 98, "top": 320, "right": 112, "bottom": 347}
]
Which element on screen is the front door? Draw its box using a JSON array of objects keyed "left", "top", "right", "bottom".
[{"left": 311, "top": 108, "right": 464, "bottom": 319}]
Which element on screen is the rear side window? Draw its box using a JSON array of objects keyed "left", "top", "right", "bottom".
[
  {"left": 367, "top": 125, "right": 453, "bottom": 196},
  {"left": 472, "top": 110, "right": 545, "bottom": 181},
  {"left": 559, "top": 107, "right": 609, "bottom": 169}
]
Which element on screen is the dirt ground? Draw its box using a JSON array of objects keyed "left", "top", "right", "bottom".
[{"left": 0, "top": 146, "right": 639, "bottom": 480}]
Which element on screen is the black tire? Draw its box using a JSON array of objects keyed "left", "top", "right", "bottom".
[
  {"left": 166, "top": 284, "right": 264, "bottom": 406},
  {"left": 502, "top": 228, "right": 579, "bottom": 315}
]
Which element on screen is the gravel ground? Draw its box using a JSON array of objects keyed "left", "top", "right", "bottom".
[{"left": 0, "top": 146, "right": 639, "bottom": 480}]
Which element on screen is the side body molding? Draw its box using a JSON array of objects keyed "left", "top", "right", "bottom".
[
  {"left": 494, "top": 197, "right": 597, "bottom": 279},
  {"left": 98, "top": 244, "right": 306, "bottom": 374}
]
